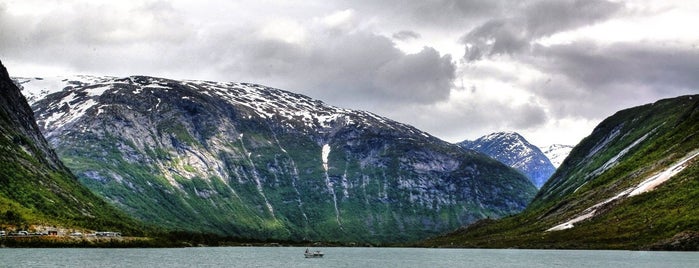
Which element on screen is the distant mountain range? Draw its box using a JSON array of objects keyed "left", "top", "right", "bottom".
[
  {"left": 422, "top": 94, "right": 699, "bottom": 250},
  {"left": 458, "top": 132, "right": 556, "bottom": 188},
  {"left": 15, "top": 75, "right": 536, "bottom": 243}
]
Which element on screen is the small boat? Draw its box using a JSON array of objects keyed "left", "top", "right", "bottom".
[{"left": 304, "top": 249, "right": 324, "bottom": 258}]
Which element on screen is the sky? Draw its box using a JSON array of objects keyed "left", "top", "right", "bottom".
[{"left": 1, "top": 0, "right": 697, "bottom": 146}]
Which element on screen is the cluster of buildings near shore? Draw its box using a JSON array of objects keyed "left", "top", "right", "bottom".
[{"left": 0, "top": 230, "right": 121, "bottom": 238}]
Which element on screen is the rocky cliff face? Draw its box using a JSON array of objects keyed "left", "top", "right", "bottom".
[
  {"left": 1, "top": 68, "right": 62, "bottom": 171},
  {"left": 18, "top": 75, "right": 537, "bottom": 243},
  {"left": 459, "top": 132, "right": 556, "bottom": 188},
  {"left": 0, "top": 61, "right": 138, "bottom": 233}
]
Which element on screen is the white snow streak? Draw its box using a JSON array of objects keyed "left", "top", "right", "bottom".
[
  {"left": 43, "top": 96, "right": 99, "bottom": 130},
  {"left": 84, "top": 85, "right": 111, "bottom": 96},
  {"left": 238, "top": 136, "right": 276, "bottom": 219},
  {"left": 548, "top": 149, "right": 699, "bottom": 232},
  {"left": 590, "top": 132, "right": 652, "bottom": 177},
  {"left": 586, "top": 125, "right": 623, "bottom": 158},
  {"left": 322, "top": 144, "right": 330, "bottom": 172},
  {"left": 320, "top": 144, "right": 341, "bottom": 228},
  {"left": 629, "top": 150, "right": 699, "bottom": 196},
  {"left": 324, "top": 170, "right": 342, "bottom": 229}
]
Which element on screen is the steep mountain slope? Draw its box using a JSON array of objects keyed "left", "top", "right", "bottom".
[
  {"left": 459, "top": 132, "right": 556, "bottom": 188},
  {"left": 422, "top": 94, "right": 699, "bottom": 249},
  {"left": 18, "top": 75, "right": 537, "bottom": 243},
  {"left": 0, "top": 61, "right": 140, "bottom": 234},
  {"left": 540, "top": 144, "right": 574, "bottom": 168}
]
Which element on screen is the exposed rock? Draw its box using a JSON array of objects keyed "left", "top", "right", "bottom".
[
  {"left": 0, "top": 60, "right": 138, "bottom": 234},
  {"left": 647, "top": 231, "right": 699, "bottom": 251},
  {"left": 20, "top": 75, "right": 537, "bottom": 243}
]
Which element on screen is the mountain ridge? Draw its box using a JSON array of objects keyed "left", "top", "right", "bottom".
[{"left": 18, "top": 75, "right": 537, "bottom": 243}]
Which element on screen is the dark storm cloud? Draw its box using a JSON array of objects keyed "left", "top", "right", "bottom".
[
  {"left": 462, "top": 0, "right": 623, "bottom": 60},
  {"left": 408, "top": 0, "right": 503, "bottom": 27},
  {"left": 345, "top": 0, "right": 504, "bottom": 30},
  {"left": 374, "top": 47, "right": 455, "bottom": 103},
  {"left": 462, "top": 19, "right": 530, "bottom": 61},
  {"left": 396, "top": 95, "right": 549, "bottom": 141},
  {"left": 215, "top": 31, "right": 456, "bottom": 106},
  {"left": 532, "top": 42, "right": 699, "bottom": 90},
  {"left": 523, "top": 0, "right": 622, "bottom": 37},
  {"left": 452, "top": 0, "right": 698, "bottom": 129},
  {"left": 524, "top": 42, "right": 699, "bottom": 118},
  {"left": 392, "top": 30, "right": 421, "bottom": 41}
]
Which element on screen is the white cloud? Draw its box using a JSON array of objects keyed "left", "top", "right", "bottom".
[
  {"left": 320, "top": 9, "right": 355, "bottom": 30},
  {"left": 259, "top": 19, "right": 307, "bottom": 44}
]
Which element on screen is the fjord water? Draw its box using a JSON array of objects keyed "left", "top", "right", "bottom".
[{"left": 2, "top": 247, "right": 698, "bottom": 267}]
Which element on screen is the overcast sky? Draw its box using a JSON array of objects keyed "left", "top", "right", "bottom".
[{"left": 1, "top": 0, "right": 697, "bottom": 146}]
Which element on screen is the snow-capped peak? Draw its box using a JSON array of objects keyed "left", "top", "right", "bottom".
[
  {"left": 540, "top": 144, "right": 574, "bottom": 168},
  {"left": 459, "top": 132, "right": 555, "bottom": 188},
  {"left": 14, "top": 75, "right": 117, "bottom": 105}
]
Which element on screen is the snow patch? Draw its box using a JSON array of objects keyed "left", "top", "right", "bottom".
[
  {"left": 44, "top": 96, "right": 99, "bottom": 129},
  {"left": 15, "top": 77, "right": 69, "bottom": 104},
  {"left": 629, "top": 150, "right": 699, "bottom": 196},
  {"left": 84, "top": 85, "right": 111, "bottom": 96},
  {"left": 322, "top": 144, "right": 330, "bottom": 171},
  {"left": 319, "top": 143, "right": 341, "bottom": 228},
  {"left": 16, "top": 75, "right": 116, "bottom": 104},
  {"left": 144, "top": 83, "right": 170, "bottom": 89},
  {"left": 541, "top": 144, "right": 573, "bottom": 168},
  {"left": 548, "top": 149, "right": 699, "bottom": 232}
]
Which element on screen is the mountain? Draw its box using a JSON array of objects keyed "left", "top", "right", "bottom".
[
  {"left": 421, "top": 94, "right": 699, "bottom": 250},
  {"left": 17, "top": 75, "right": 537, "bottom": 243},
  {"left": 0, "top": 61, "right": 140, "bottom": 234},
  {"left": 458, "top": 132, "right": 556, "bottom": 188},
  {"left": 539, "top": 144, "right": 574, "bottom": 168}
]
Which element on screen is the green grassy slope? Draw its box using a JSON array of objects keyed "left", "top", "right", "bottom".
[
  {"left": 0, "top": 60, "right": 143, "bottom": 235},
  {"left": 420, "top": 94, "right": 699, "bottom": 249}
]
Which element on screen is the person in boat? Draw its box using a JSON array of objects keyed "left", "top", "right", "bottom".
[{"left": 305, "top": 248, "right": 309, "bottom": 253}]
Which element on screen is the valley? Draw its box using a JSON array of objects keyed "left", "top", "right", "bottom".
[{"left": 3, "top": 62, "right": 697, "bottom": 249}]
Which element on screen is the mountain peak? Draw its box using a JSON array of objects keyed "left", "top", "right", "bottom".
[
  {"left": 0, "top": 60, "right": 9, "bottom": 79},
  {"left": 482, "top": 131, "right": 523, "bottom": 140},
  {"left": 459, "top": 131, "right": 555, "bottom": 188}
]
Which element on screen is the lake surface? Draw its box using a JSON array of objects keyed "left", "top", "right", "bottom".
[{"left": 1, "top": 247, "right": 698, "bottom": 267}]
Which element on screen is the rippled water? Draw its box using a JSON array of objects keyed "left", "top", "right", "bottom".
[{"left": 1, "top": 247, "right": 698, "bottom": 267}]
